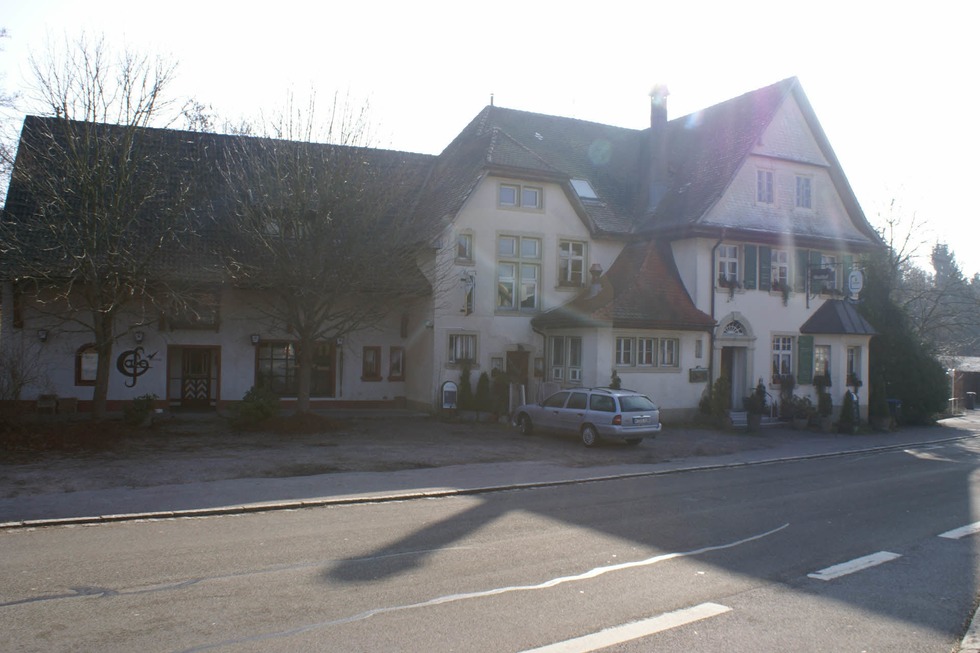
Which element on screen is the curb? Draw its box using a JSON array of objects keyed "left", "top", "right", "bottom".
[{"left": 2, "top": 434, "right": 972, "bottom": 531}]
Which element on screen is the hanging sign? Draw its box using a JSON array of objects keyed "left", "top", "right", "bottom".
[{"left": 848, "top": 268, "right": 864, "bottom": 301}]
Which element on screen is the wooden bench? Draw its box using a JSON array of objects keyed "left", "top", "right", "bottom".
[{"left": 36, "top": 394, "right": 58, "bottom": 414}]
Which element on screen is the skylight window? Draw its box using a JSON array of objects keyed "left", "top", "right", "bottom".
[{"left": 570, "top": 178, "right": 598, "bottom": 200}]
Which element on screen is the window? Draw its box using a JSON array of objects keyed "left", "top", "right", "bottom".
[
  {"left": 498, "top": 183, "right": 543, "bottom": 209},
  {"left": 847, "top": 346, "right": 862, "bottom": 386},
  {"left": 256, "top": 342, "right": 334, "bottom": 396},
  {"left": 796, "top": 176, "right": 812, "bottom": 209},
  {"left": 567, "top": 392, "right": 588, "bottom": 410},
  {"left": 388, "top": 346, "right": 405, "bottom": 381},
  {"left": 814, "top": 345, "right": 830, "bottom": 378},
  {"left": 448, "top": 333, "right": 477, "bottom": 364},
  {"left": 616, "top": 337, "right": 680, "bottom": 368},
  {"left": 570, "top": 178, "right": 598, "bottom": 200},
  {"left": 497, "top": 235, "right": 541, "bottom": 311},
  {"left": 695, "top": 339, "right": 704, "bottom": 359},
  {"left": 757, "top": 170, "right": 774, "bottom": 204},
  {"left": 590, "top": 394, "right": 616, "bottom": 412},
  {"left": 456, "top": 233, "right": 473, "bottom": 263},
  {"left": 615, "top": 337, "right": 634, "bottom": 366},
  {"left": 461, "top": 272, "right": 475, "bottom": 315},
  {"left": 543, "top": 392, "right": 570, "bottom": 408},
  {"left": 75, "top": 344, "right": 99, "bottom": 386},
  {"left": 558, "top": 240, "right": 587, "bottom": 287},
  {"left": 549, "top": 335, "right": 582, "bottom": 383},
  {"left": 772, "top": 336, "right": 794, "bottom": 382},
  {"left": 771, "top": 249, "right": 790, "bottom": 288},
  {"left": 717, "top": 244, "right": 739, "bottom": 284},
  {"left": 820, "top": 254, "right": 838, "bottom": 291},
  {"left": 362, "top": 346, "right": 382, "bottom": 381}
]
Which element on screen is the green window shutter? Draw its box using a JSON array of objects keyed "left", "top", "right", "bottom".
[
  {"left": 794, "top": 250, "right": 808, "bottom": 293},
  {"left": 759, "top": 246, "right": 772, "bottom": 291},
  {"left": 809, "top": 250, "right": 822, "bottom": 293},
  {"left": 797, "top": 335, "right": 814, "bottom": 385},
  {"left": 743, "top": 244, "right": 757, "bottom": 290}
]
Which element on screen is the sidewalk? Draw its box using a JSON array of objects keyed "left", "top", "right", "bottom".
[{"left": 2, "top": 412, "right": 979, "bottom": 529}]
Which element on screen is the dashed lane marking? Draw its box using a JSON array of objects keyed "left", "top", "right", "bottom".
[
  {"left": 518, "top": 603, "right": 732, "bottom": 653},
  {"left": 808, "top": 551, "right": 902, "bottom": 581},
  {"left": 939, "top": 522, "right": 980, "bottom": 540}
]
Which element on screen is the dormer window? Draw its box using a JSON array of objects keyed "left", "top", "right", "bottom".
[
  {"left": 756, "top": 170, "right": 774, "bottom": 204},
  {"left": 796, "top": 176, "right": 812, "bottom": 209},
  {"left": 570, "top": 178, "right": 598, "bottom": 200},
  {"left": 499, "top": 183, "right": 543, "bottom": 210}
]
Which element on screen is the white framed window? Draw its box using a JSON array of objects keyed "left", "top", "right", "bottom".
[
  {"left": 771, "top": 249, "right": 790, "bottom": 288},
  {"left": 448, "top": 333, "right": 477, "bottom": 364},
  {"left": 772, "top": 336, "right": 794, "bottom": 382},
  {"left": 847, "top": 346, "right": 862, "bottom": 386},
  {"left": 558, "top": 240, "right": 587, "bottom": 287},
  {"left": 814, "top": 345, "right": 831, "bottom": 378},
  {"left": 637, "top": 337, "right": 656, "bottom": 366},
  {"left": 570, "top": 178, "right": 598, "bottom": 199},
  {"left": 757, "top": 170, "right": 774, "bottom": 204},
  {"left": 717, "top": 244, "right": 739, "bottom": 285},
  {"left": 820, "top": 254, "right": 838, "bottom": 291},
  {"left": 497, "top": 235, "right": 541, "bottom": 311},
  {"left": 660, "top": 339, "right": 679, "bottom": 367},
  {"left": 498, "top": 183, "right": 543, "bottom": 210},
  {"left": 549, "top": 335, "right": 582, "bottom": 383},
  {"left": 616, "top": 337, "right": 679, "bottom": 368},
  {"left": 456, "top": 233, "right": 473, "bottom": 263},
  {"left": 796, "top": 176, "right": 812, "bottom": 209}
]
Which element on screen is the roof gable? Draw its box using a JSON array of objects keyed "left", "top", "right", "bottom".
[
  {"left": 800, "top": 299, "right": 876, "bottom": 335},
  {"left": 532, "top": 240, "right": 714, "bottom": 331}
]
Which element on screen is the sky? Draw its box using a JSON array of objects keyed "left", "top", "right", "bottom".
[{"left": 2, "top": 0, "right": 978, "bottom": 276}]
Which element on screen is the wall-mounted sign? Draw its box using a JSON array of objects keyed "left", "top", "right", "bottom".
[
  {"left": 689, "top": 368, "right": 709, "bottom": 383},
  {"left": 848, "top": 268, "right": 864, "bottom": 301},
  {"left": 810, "top": 268, "right": 834, "bottom": 282}
]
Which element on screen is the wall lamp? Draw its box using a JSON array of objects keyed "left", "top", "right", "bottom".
[
  {"left": 134, "top": 330, "right": 145, "bottom": 344},
  {"left": 250, "top": 333, "right": 261, "bottom": 346},
  {"left": 37, "top": 329, "right": 48, "bottom": 343}
]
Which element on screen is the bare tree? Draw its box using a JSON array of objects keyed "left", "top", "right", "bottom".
[
  {"left": 218, "top": 93, "right": 435, "bottom": 413},
  {"left": 0, "top": 28, "right": 19, "bottom": 198},
  {"left": 0, "top": 34, "right": 198, "bottom": 418}
]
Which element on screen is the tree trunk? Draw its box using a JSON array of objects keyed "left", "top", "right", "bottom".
[
  {"left": 296, "top": 333, "right": 314, "bottom": 414},
  {"left": 92, "top": 312, "right": 114, "bottom": 420}
]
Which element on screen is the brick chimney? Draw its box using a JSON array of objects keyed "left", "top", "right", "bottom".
[{"left": 647, "top": 84, "right": 670, "bottom": 213}]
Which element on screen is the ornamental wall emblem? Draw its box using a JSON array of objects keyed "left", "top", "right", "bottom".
[{"left": 116, "top": 347, "right": 157, "bottom": 387}]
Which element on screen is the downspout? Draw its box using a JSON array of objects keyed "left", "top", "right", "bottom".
[{"left": 708, "top": 234, "right": 725, "bottom": 404}]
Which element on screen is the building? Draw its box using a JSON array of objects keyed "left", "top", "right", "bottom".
[{"left": 0, "top": 77, "right": 883, "bottom": 419}]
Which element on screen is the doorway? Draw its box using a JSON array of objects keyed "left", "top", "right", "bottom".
[
  {"left": 168, "top": 347, "right": 220, "bottom": 409},
  {"left": 721, "top": 346, "right": 748, "bottom": 410}
]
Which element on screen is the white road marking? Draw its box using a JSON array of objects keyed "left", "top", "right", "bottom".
[
  {"left": 939, "top": 522, "right": 980, "bottom": 539},
  {"left": 807, "top": 551, "right": 902, "bottom": 581},
  {"left": 518, "top": 603, "right": 732, "bottom": 653},
  {"left": 179, "top": 524, "right": 789, "bottom": 652}
]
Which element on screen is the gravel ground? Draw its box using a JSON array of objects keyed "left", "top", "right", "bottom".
[{"left": 0, "top": 412, "right": 782, "bottom": 498}]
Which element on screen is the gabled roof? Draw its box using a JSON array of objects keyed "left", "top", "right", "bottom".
[
  {"left": 531, "top": 240, "right": 715, "bottom": 331},
  {"left": 416, "top": 78, "right": 883, "bottom": 251},
  {"left": 800, "top": 299, "right": 876, "bottom": 335}
]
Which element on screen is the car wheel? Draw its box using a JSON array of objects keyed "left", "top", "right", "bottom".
[
  {"left": 517, "top": 413, "right": 533, "bottom": 436},
  {"left": 625, "top": 438, "right": 642, "bottom": 446},
  {"left": 581, "top": 424, "right": 599, "bottom": 447}
]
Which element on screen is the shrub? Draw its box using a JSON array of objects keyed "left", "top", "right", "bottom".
[
  {"left": 744, "top": 381, "right": 768, "bottom": 415},
  {"left": 475, "top": 372, "right": 491, "bottom": 412},
  {"left": 458, "top": 362, "right": 474, "bottom": 410},
  {"left": 123, "top": 393, "right": 158, "bottom": 426},
  {"left": 236, "top": 385, "right": 281, "bottom": 426},
  {"left": 709, "top": 376, "right": 731, "bottom": 419}
]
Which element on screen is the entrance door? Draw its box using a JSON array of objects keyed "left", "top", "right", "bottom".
[
  {"left": 721, "top": 346, "right": 748, "bottom": 410},
  {"left": 180, "top": 348, "right": 218, "bottom": 409}
]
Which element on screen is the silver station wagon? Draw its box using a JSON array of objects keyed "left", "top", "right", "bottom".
[{"left": 513, "top": 387, "right": 662, "bottom": 447}]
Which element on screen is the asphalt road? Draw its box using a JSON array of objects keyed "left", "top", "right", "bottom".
[{"left": 3, "top": 437, "right": 979, "bottom": 652}]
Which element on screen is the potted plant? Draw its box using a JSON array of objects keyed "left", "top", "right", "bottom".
[
  {"left": 839, "top": 389, "right": 859, "bottom": 434},
  {"left": 790, "top": 395, "right": 814, "bottom": 430},
  {"left": 815, "top": 373, "right": 834, "bottom": 432},
  {"left": 743, "top": 380, "right": 768, "bottom": 432}
]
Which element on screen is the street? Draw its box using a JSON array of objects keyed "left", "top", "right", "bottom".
[{"left": 3, "top": 437, "right": 980, "bottom": 652}]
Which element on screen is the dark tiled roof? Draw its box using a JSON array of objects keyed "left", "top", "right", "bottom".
[
  {"left": 2, "top": 116, "right": 436, "bottom": 283},
  {"left": 532, "top": 240, "right": 715, "bottom": 331},
  {"left": 800, "top": 299, "right": 877, "bottom": 335}
]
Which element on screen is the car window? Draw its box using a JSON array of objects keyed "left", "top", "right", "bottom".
[
  {"left": 566, "top": 392, "right": 588, "bottom": 410},
  {"left": 619, "top": 395, "right": 657, "bottom": 412},
  {"left": 543, "top": 392, "right": 570, "bottom": 408},
  {"left": 589, "top": 394, "right": 616, "bottom": 412}
]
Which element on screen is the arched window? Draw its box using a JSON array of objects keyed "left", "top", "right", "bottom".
[
  {"left": 722, "top": 320, "right": 746, "bottom": 336},
  {"left": 75, "top": 344, "right": 98, "bottom": 386}
]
